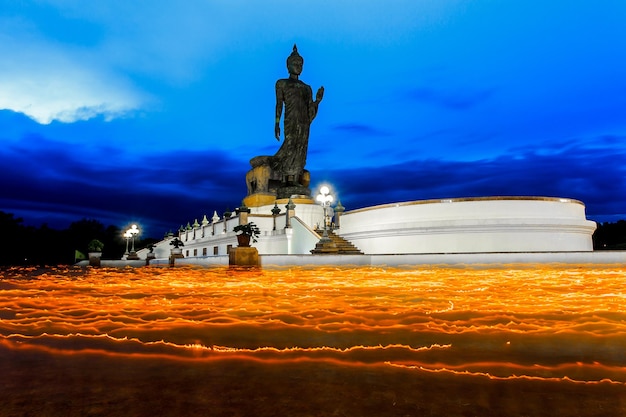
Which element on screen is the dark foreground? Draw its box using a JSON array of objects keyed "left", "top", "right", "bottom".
[{"left": 3, "top": 346, "right": 624, "bottom": 417}]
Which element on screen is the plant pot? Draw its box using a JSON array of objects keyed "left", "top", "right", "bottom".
[
  {"left": 171, "top": 248, "right": 183, "bottom": 256},
  {"left": 88, "top": 251, "right": 102, "bottom": 267},
  {"left": 237, "top": 234, "right": 251, "bottom": 247}
]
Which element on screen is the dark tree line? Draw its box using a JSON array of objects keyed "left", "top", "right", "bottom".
[
  {"left": 0, "top": 211, "right": 157, "bottom": 266},
  {"left": 593, "top": 220, "right": 626, "bottom": 250}
]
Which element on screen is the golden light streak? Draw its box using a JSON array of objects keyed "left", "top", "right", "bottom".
[{"left": 1, "top": 264, "right": 626, "bottom": 389}]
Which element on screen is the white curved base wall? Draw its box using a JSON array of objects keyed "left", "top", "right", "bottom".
[{"left": 337, "top": 197, "right": 596, "bottom": 254}]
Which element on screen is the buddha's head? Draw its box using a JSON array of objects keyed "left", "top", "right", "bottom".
[{"left": 286, "top": 44, "right": 303, "bottom": 76}]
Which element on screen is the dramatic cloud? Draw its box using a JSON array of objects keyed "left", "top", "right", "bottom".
[
  {"left": 0, "top": 31, "right": 146, "bottom": 124},
  {"left": 320, "top": 141, "right": 626, "bottom": 223},
  {"left": 0, "top": 135, "right": 248, "bottom": 235},
  {"left": 2, "top": 128, "right": 625, "bottom": 237}
]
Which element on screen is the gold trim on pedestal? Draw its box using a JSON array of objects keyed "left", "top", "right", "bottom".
[
  {"left": 243, "top": 193, "right": 278, "bottom": 207},
  {"left": 244, "top": 194, "right": 315, "bottom": 207},
  {"left": 275, "top": 196, "right": 315, "bottom": 205}
]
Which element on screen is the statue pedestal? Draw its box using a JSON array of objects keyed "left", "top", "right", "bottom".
[
  {"left": 244, "top": 156, "right": 312, "bottom": 207},
  {"left": 243, "top": 192, "right": 277, "bottom": 208},
  {"left": 276, "top": 184, "right": 310, "bottom": 200},
  {"left": 229, "top": 247, "right": 260, "bottom": 267}
]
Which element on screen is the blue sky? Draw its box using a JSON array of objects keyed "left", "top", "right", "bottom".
[{"left": 1, "top": 1, "right": 625, "bottom": 237}]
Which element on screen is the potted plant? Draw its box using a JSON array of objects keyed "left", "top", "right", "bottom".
[
  {"left": 233, "top": 222, "right": 261, "bottom": 247},
  {"left": 87, "top": 239, "right": 104, "bottom": 256},
  {"left": 169, "top": 237, "right": 184, "bottom": 256},
  {"left": 87, "top": 239, "right": 104, "bottom": 266}
]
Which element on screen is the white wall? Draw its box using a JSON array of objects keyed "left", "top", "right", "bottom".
[
  {"left": 134, "top": 196, "right": 597, "bottom": 259},
  {"left": 138, "top": 202, "right": 326, "bottom": 260},
  {"left": 290, "top": 217, "right": 322, "bottom": 254},
  {"left": 337, "top": 197, "right": 597, "bottom": 254}
]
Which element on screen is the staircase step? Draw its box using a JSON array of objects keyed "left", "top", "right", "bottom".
[{"left": 312, "top": 229, "right": 364, "bottom": 255}]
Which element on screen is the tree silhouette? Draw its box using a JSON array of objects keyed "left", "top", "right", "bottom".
[
  {"left": 593, "top": 220, "right": 626, "bottom": 250},
  {"left": 0, "top": 212, "right": 129, "bottom": 266}
]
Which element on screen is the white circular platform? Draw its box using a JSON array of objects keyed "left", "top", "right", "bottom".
[{"left": 337, "top": 197, "right": 597, "bottom": 254}]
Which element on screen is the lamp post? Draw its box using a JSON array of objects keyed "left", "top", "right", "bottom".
[
  {"left": 123, "top": 230, "right": 132, "bottom": 256},
  {"left": 316, "top": 185, "right": 334, "bottom": 243},
  {"left": 127, "top": 224, "right": 140, "bottom": 260}
]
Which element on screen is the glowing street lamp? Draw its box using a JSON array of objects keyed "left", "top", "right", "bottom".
[
  {"left": 129, "top": 224, "right": 139, "bottom": 252},
  {"left": 127, "top": 224, "right": 140, "bottom": 260},
  {"left": 316, "top": 185, "right": 334, "bottom": 243},
  {"left": 123, "top": 230, "right": 132, "bottom": 256}
]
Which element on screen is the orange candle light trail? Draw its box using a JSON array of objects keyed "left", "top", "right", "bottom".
[{"left": 1, "top": 264, "right": 625, "bottom": 415}]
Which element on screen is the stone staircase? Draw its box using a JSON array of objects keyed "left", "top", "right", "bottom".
[{"left": 311, "top": 229, "right": 364, "bottom": 255}]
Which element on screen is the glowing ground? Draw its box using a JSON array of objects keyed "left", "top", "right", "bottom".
[{"left": 1, "top": 265, "right": 625, "bottom": 416}]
